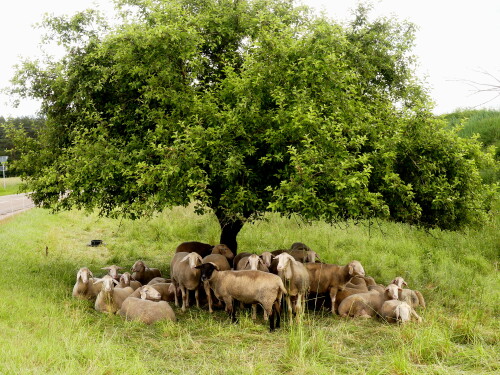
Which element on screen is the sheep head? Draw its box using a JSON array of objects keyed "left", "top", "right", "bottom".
[
  {"left": 276, "top": 253, "right": 297, "bottom": 280},
  {"left": 390, "top": 277, "right": 408, "bottom": 288},
  {"left": 95, "top": 275, "right": 119, "bottom": 292},
  {"left": 77, "top": 267, "right": 93, "bottom": 284},
  {"left": 385, "top": 284, "right": 401, "bottom": 300},
  {"left": 305, "top": 251, "right": 321, "bottom": 263},
  {"left": 260, "top": 252, "right": 274, "bottom": 268},
  {"left": 102, "top": 265, "right": 124, "bottom": 280},
  {"left": 120, "top": 272, "right": 132, "bottom": 286},
  {"left": 211, "top": 244, "right": 234, "bottom": 260},
  {"left": 395, "top": 302, "right": 412, "bottom": 323},
  {"left": 243, "top": 254, "right": 264, "bottom": 270},
  {"left": 131, "top": 260, "right": 146, "bottom": 273},
  {"left": 140, "top": 285, "right": 162, "bottom": 301},
  {"left": 347, "top": 261, "right": 365, "bottom": 277},
  {"left": 195, "top": 262, "right": 219, "bottom": 282},
  {"left": 181, "top": 252, "right": 203, "bottom": 269}
]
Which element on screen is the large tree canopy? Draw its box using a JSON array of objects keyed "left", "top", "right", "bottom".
[{"left": 7, "top": 0, "right": 496, "bottom": 252}]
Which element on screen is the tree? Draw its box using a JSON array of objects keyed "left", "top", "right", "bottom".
[{"left": 7, "top": 0, "right": 496, "bottom": 253}]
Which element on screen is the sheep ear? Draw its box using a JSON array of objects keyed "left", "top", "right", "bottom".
[
  {"left": 403, "top": 281, "right": 408, "bottom": 287},
  {"left": 113, "top": 279, "right": 119, "bottom": 285},
  {"left": 315, "top": 253, "right": 321, "bottom": 261},
  {"left": 208, "top": 262, "right": 220, "bottom": 271},
  {"left": 348, "top": 265, "right": 354, "bottom": 276},
  {"left": 76, "top": 270, "right": 82, "bottom": 280},
  {"left": 93, "top": 279, "right": 103, "bottom": 285},
  {"left": 398, "top": 287, "right": 403, "bottom": 292},
  {"left": 117, "top": 266, "right": 125, "bottom": 270},
  {"left": 88, "top": 270, "right": 94, "bottom": 278},
  {"left": 242, "top": 259, "right": 250, "bottom": 269},
  {"left": 180, "top": 255, "right": 190, "bottom": 263}
]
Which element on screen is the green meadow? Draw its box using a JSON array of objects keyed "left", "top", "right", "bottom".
[
  {"left": 0, "top": 201, "right": 498, "bottom": 374},
  {"left": 0, "top": 177, "right": 21, "bottom": 196}
]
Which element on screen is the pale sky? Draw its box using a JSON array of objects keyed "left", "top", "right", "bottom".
[{"left": 1, "top": 0, "right": 499, "bottom": 117}]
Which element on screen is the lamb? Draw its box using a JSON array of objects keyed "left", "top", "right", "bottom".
[
  {"left": 94, "top": 275, "right": 134, "bottom": 314},
  {"left": 202, "top": 254, "right": 232, "bottom": 313},
  {"left": 389, "top": 277, "right": 426, "bottom": 309},
  {"left": 129, "top": 283, "right": 176, "bottom": 302},
  {"left": 118, "top": 286, "right": 176, "bottom": 324},
  {"left": 118, "top": 272, "right": 142, "bottom": 290},
  {"left": 72, "top": 267, "right": 102, "bottom": 300},
  {"left": 275, "top": 253, "right": 310, "bottom": 318},
  {"left": 102, "top": 265, "right": 124, "bottom": 281},
  {"left": 305, "top": 260, "right": 366, "bottom": 314},
  {"left": 338, "top": 283, "right": 400, "bottom": 318},
  {"left": 379, "top": 300, "right": 423, "bottom": 324},
  {"left": 171, "top": 252, "right": 203, "bottom": 312},
  {"left": 195, "top": 262, "right": 286, "bottom": 331},
  {"left": 130, "top": 260, "right": 162, "bottom": 284}
]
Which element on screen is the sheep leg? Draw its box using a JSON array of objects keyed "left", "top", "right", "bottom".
[
  {"left": 173, "top": 283, "right": 179, "bottom": 307},
  {"left": 269, "top": 306, "right": 275, "bottom": 332},
  {"left": 195, "top": 288, "right": 200, "bottom": 308},
  {"left": 285, "top": 295, "right": 293, "bottom": 320},
  {"left": 179, "top": 285, "right": 187, "bottom": 312},
  {"left": 411, "top": 308, "right": 423, "bottom": 322},
  {"left": 204, "top": 282, "right": 213, "bottom": 313},
  {"left": 329, "top": 288, "right": 338, "bottom": 314},
  {"left": 252, "top": 304, "right": 257, "bottom": 320}
]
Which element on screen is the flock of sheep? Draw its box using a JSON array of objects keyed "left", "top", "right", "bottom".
[{"left": 72, "top": 241, "right": 425, "bottom": 331}]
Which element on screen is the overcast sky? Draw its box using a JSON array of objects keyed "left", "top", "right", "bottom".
[{"left": 1, "top": 0, "right": 499, "bottom": 117}]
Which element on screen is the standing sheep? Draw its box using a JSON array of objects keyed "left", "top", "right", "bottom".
[
  {"left": 305, "top": 260, "right": 366, "bottom": 314},
  {"left": 130, "top": 260, "right": 162, "bottom": 284},
  {"left": 274, "top": 253, "right": 310, "bottom": 318},
  {"left": 94, "top": 275, "right": 134, "bottom": 314},
  {"left": 202, "top": 254, "right": 232, "bottom": 313},
  {"left": 196, "top": 262, "right": 286, "bottom": 331},
  {"left": 72, "top": 267, "right": 102, "bottom": 300},
  {"left": 171, "top": 252, "right": 203, "bottom": 312}
]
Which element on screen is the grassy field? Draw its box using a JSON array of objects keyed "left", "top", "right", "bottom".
[
  {"left": 0, "top": 177, "right": 21, "bottom": 196},
  {"left": 0, "top": 203, "right": 498, "bottom": 374}
]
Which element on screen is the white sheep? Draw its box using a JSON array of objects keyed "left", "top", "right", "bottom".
[
  {"left": 72, "top": 267, "right": 102, "bottom": 300},
  {"left": 171, "top": 252, "right": 203, "bottom": 312},
  {"left": 202, "top": 254, "right": 231, "bottom": 313},
  {"left": 128, "top": 283, "right": 176, "bottom": 302},
  {"left": 338, "top": 283, "right": 401, "bottom": 318},
  {"left": 102, "top": 265, "right": 125, "bottom": 281},
  {"left": 389, "top": 277, "right": 426, "bottom": 309},
  {"left": 196, "top": 262, "right": 287, "bottom": 331},
  {"left": 275, "top": 253, "right": 310, "bottom": 318},
  {"left": 118, "top": 272, "right": 142, "bottom": 290},
  {"left": 379, "top": 300, "right": 423, "bottom": 324},
  {"left": 94, "top": 275, "right": 134, "bottom": 314},
  {"left": 118, "top": 290, "right": 176, "bottom": 325},
  {"left": 130, "top": 260, "right": 162, "bottom": 284}
]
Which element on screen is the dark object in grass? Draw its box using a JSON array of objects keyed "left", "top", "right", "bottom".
[{"left": 89, "top": 240, "right": 103, "bottom": 247}]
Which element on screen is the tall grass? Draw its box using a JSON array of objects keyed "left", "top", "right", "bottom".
[
  {"left": 0, "top": 176, "right": 21, "bottom": 196},
  {"left": 0, "top": 203, "right": 498, "bottom": 374}
]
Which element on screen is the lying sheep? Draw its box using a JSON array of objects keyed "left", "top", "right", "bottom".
[
  {"left": 275, "top": 253, "right": 310, "bottom": 318},
  {"left": 338, "top": 284, "right": 401, "bottom": 318},
  {"left": 379, "top": 300, "right": 423, "bottom": 324},
  {"left": 72, "top": 267, "right": 102, "bottom": 300},
  {"left": 118, "top": 272, "right": 142, "bottom": 290},
  {"left": 118, "top": 287, "right": 176, "bottom": 325},
  {"left": 130, "top": 260, "right": 162, "bottom": 284},
  {"left": 202, "top": 254, "right": 231, "bottom": 313},
  {"left": 94, "top": 275, "right": 134, "bottom": 314},
  {"left": 171, "top": 252, "right": 203, "bottom": 312},
  {"left": 102, "top": 265, "right": 124, "bottom": 281},
  {"left": 147, "top": 277, "right": 170, "bottom": 285},
  {"left": 305, "top": 260, "right": 366, "bottom": 314},
  {"left": 388, "top": 277, "right": 426, "bottom": 309},
  {"left": 196, "top": 262, "right": 286, "bottom": 331},
  {"left": 129, "top": 283, "right": 176, "bottom": 302}
]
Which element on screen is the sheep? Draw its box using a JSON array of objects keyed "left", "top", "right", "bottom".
[
  {"left": 202, "top": 254, "right": 231, "bottom": 313},
  {"left": 130, "top": 260, "right": 162, "bottom": 284},
  {"left": 94, "top": 275, "right": 134, "bottom": 314},
  {"left": 260, "top": 252, "right": 274, "bottom": 268},
  {"left": 305, "top": 260, "right": 366, "bottom": 314},
  {"left": 129, "top": 283, "right": 176, "bottom": 302},
  {"left": 175, "top": 241, "right": 214, "bottom": 257},
  {"left": 118, "top": 272, "right": 142, "bottom": 290},
  {"left": 72, "top": 267, "right": 102, "bottom": 300},
  {"left": 232, "top": 252, "right": 252, "bottom": 270},
  {"left": 338, "top": 283, "right": 401, "bottom": 318},
  {"left": 290, "top": 242, "right": 312, "bottom": 252},
  {"left": 211, "top": 244, "right": 235, "bottom": 265},
  {"left": 234, "top": 253, "right": 271, "bottom": 320},
  {"left": 388, "top": 277, "right": 426, "bottom": 309},
  {"left": 118, "top": 286, "right": 176, "bottom": 324},
  {"left": 379, "top": 300, "right": 423, "bottom": 324},
  {"left": 288, "top": 249, "right": 321, "bottom": 263},
  {"left": 171, "top": 252, "right": 203, "bottom": 312},
  {"left": 275, "top": 253, "right": 310, "bottom": 318},
  {"left": 102, "top": 265, "right": 124, "bottom": 281},
  {"left": 147, "top": 277, "right": 170, "bottom": 285},
  {"left": 195, "top": 262, "right": 286, "bottom": 331}
]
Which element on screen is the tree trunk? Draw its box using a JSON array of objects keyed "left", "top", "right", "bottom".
[{"left": 215, "top": 211, "right": 244, "bottom": 254}]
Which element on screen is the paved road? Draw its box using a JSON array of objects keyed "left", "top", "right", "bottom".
[{"left": 0, "top": 193, "right": 35, "bottom": 220}]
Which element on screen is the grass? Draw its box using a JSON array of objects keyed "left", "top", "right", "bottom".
[
  {"left": 0, "top": 176, "right": 22, "bottom": 196},
  {"left": 0, "top": 203, "right": 498, "bottom": 374}
]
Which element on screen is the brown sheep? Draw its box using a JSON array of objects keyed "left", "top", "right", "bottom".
[
  {"left": 338, "top": 284, "right": 400, "bottom": 318},
  {"left": 202, "top": 254, "right": 232, "bottom": 313},
  {"left": 305, "top": 260, "right": 366, "bottom": 314},
  {"left": 130, "top": 260, "right": 162, "bottom": 284}
]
